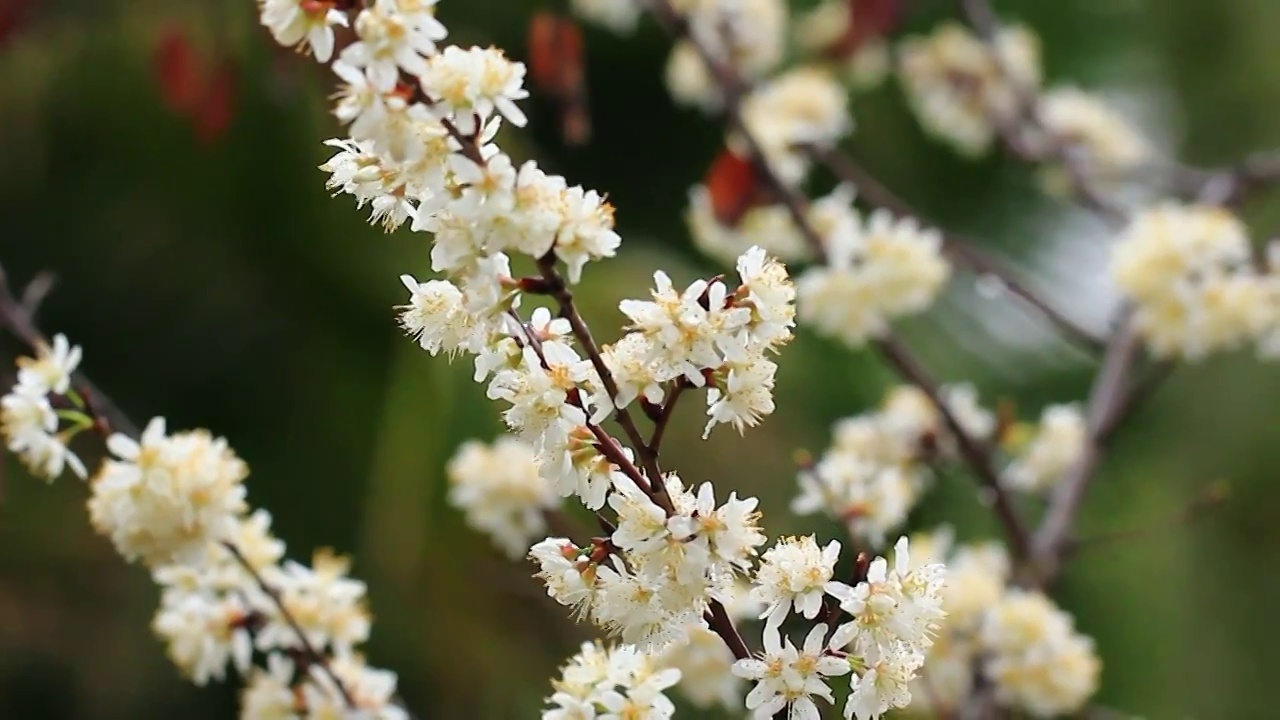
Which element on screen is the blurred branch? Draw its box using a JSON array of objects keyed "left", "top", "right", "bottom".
[
  {"left": 0, "top": 259, "right": 379, "bottom": 714},
  {"left": 642, "top": 0, "right": 1034, "bottom": 562}
]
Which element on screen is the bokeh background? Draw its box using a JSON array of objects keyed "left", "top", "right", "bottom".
[{"left": 3, "top": 0, "right": 1280, "bottom": 717}]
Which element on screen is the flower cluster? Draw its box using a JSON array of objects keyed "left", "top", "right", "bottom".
[
  {"left": 793, "top": 384, "right": 994, "bottom": 545},
  {"left": 0, "top": 334, "right": 88, "bottom": 480},
  {"left": 793, "top": 1, "right": 892, "bottom": 91},
  {"left": 734, "top": 536, "right": 946, "bottom": 720},
  {"left": 900, "top": 529, "right": 1100, "bottom": 718},
  {"left": 898, "top": 22, "right": 1042, "bottom": 157},
  {"left": 662, "top": 0, "right": 788, "bottom": 113},
  {"left": 542, "top": 641, "right": 682, "bottom": 720},
  {"left": 446, "top": 435, "right": 559, "bottom": 558},
  {"left": 1000, "top": 403, "right": 1086, "bottom": 493},
  {"left": 797, "top": 206, "right": 951, "bottom": 347},
  {"left": 1111, "top": 203, "right": 1274, "bottom": 359},
  {"left": 530, "top": 473, "right": 766, "bottom": 650},
  {"left": 1035, "top": 86, "right": 1148, "bottom": 194}
]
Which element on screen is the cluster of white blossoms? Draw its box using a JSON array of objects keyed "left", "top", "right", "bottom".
[
  {"left": 662, "top": 0, "right": 788, "bottom": 113},
  {"left": 445, "top": 435, "right": 558, "bottom": 559},
  {"left": 735, "top": 66, "right": 852, "bottom": 185},
  {"left": 1035, "top": 86, "right": 1148, "bottom": 194},
  {"left": 1000, "top": 403, "right": 1087, "bottom": 494},
  {"left": 734, "top": 536, "right": 946, "bottom": 720},
  {"left": 797, "top": 205, "right": 951, "bottom": 348},
  {"left": 530, "top": 472, "right": 767, "bottom": 650},
  {"left": 794, "top": 384, "right": 994, "bottom": 546},
  {"left": 542, "top": 641, "right": 682, "bottom": 720},
  {"left": 1110, "top": 203, "right": 1278, "bottom": 359},
  {"left": 897, "top": 22, "right": 1042, "bottom": 157},
  {"left": 0, "top": 334, "right": 88, "bottom": 480},
  {"left": 900, "top": 529, "right": 1100, "bottom": 718},
  {"left": 2, "top": 330, "right": 405, "bottom": 718}
]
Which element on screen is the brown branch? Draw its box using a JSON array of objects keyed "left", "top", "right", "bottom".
[
  {"left": 808, "top": 145, "right": 1104, "bottom": 352},
  {"left": 706, "top": 599, "right": 751, "bottom": 660}
]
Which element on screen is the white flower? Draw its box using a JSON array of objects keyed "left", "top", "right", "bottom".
[
  {"left": 530, "top": 537, "right": 598, "bottom": 618},
  {"left": 898, "top": 22, "right": 1041, "bottom": 156},
  {"left": 703, "top": 351, "right": 778, "bottom": 438},
  {"left": 665, "top": 41, "right": 719, "bottom": 112},
  {"left": 16, "top": 333, "right": 82, "bottom": 395},
  {"left": 620, "top": 272, "right": 752, "bottom": 386},
  {"left": 258, "top": 0, "right": 349, "bottom": 63},
  {"left": 735, "top": 245, "right": 797, "bottom": 351},
  {"left": 446, "top": 435, "right": 559, "bottom": 557},
  {"left": 793, "top": 451, "right": 918, "bottom": 547},
  {"left": 736, "top": 67, "right": 851, "bottom": 185},
  {"left": 256, "top": 549, "right": 371, "bottom": 657},
  {"left": 420, "top": 45, "right": 529, "bottom": 134},
  {"left": 544, "top": 642, "right": 681, "bottom": 720},
  {"left": 686, "top": 186, "right": 810, "bottom": 265},
  {"left": 487, "top": 345, "right": 590, "bottom": 447},
  {"left": 732, "top": 624, "right": 852, "bottom": 720},
  {"left": 340, "top": 0, "right": 447, "bottom": 93},
  {"left": 1036, "top": 86, "right": 1147, "bottom": 193},
  {"left": 555, "top": 185, "right": 622, "bottom": 283},
  {"left": 797, "top": 210, "right": 949, "bottom": 347},
  {"left": 665, "top": 481, "right": 766, "bottom": 573},
  {"left": 592, "top": 559, "right": 703, "bottom": 650},
  {"left": 655, "top": 624, "right": 744, "bottom": 710},
  {"left": 301, "top": 655, "right": 409, "bottom": 720},
  {"left": 87, "top": 417, "right": 249, "bottom": 567},
  {"left": 1, "top": 385, "right": 87, "bottom": 481},
  {"left": 592, "top": 333, "right": 666, "bottom": 419},
  {"left": 397, "top": 274, "right": 479, "bottom": 357},
  {"left": 537, "top": 425, "right": 628, "bottom": 511},
  {"left": 751, "top": 535, "right": 841, "bottom": 628},
  {"left": 1111, "top": 203, "right": 1266, "bottom": 359},
  {"left": 844, "top": 643, "right": 922, "bottom": 720},
  {"left": 152, "top": 586, "right": 254, "bottom": 685},
  {"left": 1003, "top": 403, "right": 1086, "bottom": 493},
  {"left": 240, "top": 653, "right": 299, "bottom": 719}
]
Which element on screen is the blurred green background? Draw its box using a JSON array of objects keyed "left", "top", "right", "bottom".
[{"left": 2, "top": 0, "right": 1280, "bottom": 717}]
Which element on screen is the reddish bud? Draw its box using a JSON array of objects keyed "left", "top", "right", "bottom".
[
  {"left": 193, "top": 60, "right": 236, "bottom": 144},
  {"left": 527, "top": 12, "right": 591, "bottom": 145},
  {"left": 828, "top": 0, "right": 904, "bottom": 59}
]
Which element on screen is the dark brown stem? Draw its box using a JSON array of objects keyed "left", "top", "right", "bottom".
[
  {"left": 647, "top": 382, "right": 686, "bottom": 456},
  {"left": 706, "top": 599, "right": 751, "bottom": 660},
  {"left": 807, "top": 146, "right": 1104, "bottom": 352}
]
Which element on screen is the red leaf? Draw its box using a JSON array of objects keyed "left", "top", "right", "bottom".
[
  {"left": 154, "top": 26, "right": 203, "bottom": 114},
  {"left": 193, "top": 61, "right": 236, "bottom": 144},
  {"left": 704, "top": 148, "right": 762, "bottom": 227},
  {"left": 528, "top": 12, "right": 591, "bottom": 145}
]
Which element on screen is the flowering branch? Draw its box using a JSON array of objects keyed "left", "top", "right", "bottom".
[{"left": 641, "top": 0, "right": 1034, "bottom": 561}]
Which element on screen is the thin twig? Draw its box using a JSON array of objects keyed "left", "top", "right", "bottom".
[
  {"left": 809, "top": 145, "right": 1104, "bottom": 351},
  {"left": 1067, "top": 478, "right": 1228, "bottom": 552},
  {"left": 875, "top": 336, "right": 1031, "bottom": 559},
  {"left": 647, "top": 382, "right": 686, "bottom": 456},
  {"left": 1028, "top": 315, "right": 1143, "bottom": 585},
  {"left": 0, "top": 262, "right": 139, "bottom": 438}
]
